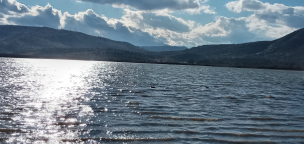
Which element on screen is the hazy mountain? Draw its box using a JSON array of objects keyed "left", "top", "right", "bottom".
[
  {"left": 141, "top": 46, "right": 187, "bottom": 52},
  {"left": 159, "top": 28, "right": 304, "bottom": 70},
  {"left": 0, "top": 25, "right": 303, "bottom": 70}
]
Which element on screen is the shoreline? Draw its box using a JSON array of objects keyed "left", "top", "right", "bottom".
[{"left": 1, "top": 54, "right": 303, "bottom": 71}]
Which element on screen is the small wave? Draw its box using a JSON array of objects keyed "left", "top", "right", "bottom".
[
  {"left": 205, "top": 127, "right": 218, "bottom": 130},
  {"left": 93, "top": 107, "right": 106, "bottom": 110},
  {"left": 62, "top": 137, "right": 175, "bottom": 142},
  {"left": 267, "top": 123, "right": 294, "bottom": 126},
  {"left": 54, "top": 122, "right": 84, "bottom": 126},
  {"left": 14, "top": 108, "right": 24, "bottom": 111},
  {"left": 57, "top": 116, "right": 76, "bottom": 119},
  {"left": 0, "top": 128, "right": 22, "bottom": 133},
  {"left": 206, "top": 132, "right": 260, "bottom": 137},
  {"left": 142, "top": 123, "right": 181, "bottom": 127},
  {"left": 1, "top": 112, "right": 19, "bottom": 116},
  {"left": 94, "top": 110, "right": 107, "bottom": 112},
  {"left": 152, "top": 105, "right": 172, "bottom": 108},
  {"left": 174, "top": 130, "right": 199, "bottom": 134},
  {"left": 128, "top": 102, "right": 140, "bottom": 105},
  {"left": 61, "top": 138, "right": 92, "bottom": 143},
  {"left": 142, "top": 112, "right": 171, "bottom": 115},
  {"left": 264, "top": 95, "right": 275, "bottom": 98},
  {"left": 249, "top": 128, "right": 304, "bottom": 132},
  {"left": 142, "top": 123, "right": 164, "bottom": 126},
  {"left": 25, "top": 138, "right": 48, "bottom": 142},
  {"left": 207, "top": 132, "right": 304, "bottom": 138},
  {"left": 0, "top": 138, "right": 8, "bottom": 141},
  {"left": 189, "top": 118, "right": 220, "bottom": 121},
  {"left": 153, "top": 89, "right": 171, "bottom": 92},
  {"left": 213, "top": 83, "right": 234, "bottom": 87},
  {"left": 0, "top": 118, "right": 13, "bottom": 121},
  {"left": 225, "top": 96, "right": 237, "bottom": 99},
  {"left": 27, "top": 138, "right": 83, "bottom": 143},
  {"left": 141, "top": 95, "right": 152, "bottom": 97},
  {"left": 150, "top": 116, "right": 220, "bottom": 121},
  {"left": 150, "top": 116, "right": 183, "bottom": 120},
  {"left": 205, "top": 139, "right": 274, "bottom": 143},
  {"left": 72, "top": 97, "right": 85, "bottom": 100},
  {"left": 112, "top": 130, "right": 170, "bottom": 134},
  {"left": 130, "top": 91, "right": 145, "bottom": 94},
  {"left": 251, "top": 117, "right": 277, "bottom": 120},
  {"left": 118, "top": 89, "right": 129, "bottom": 92},
  {"left": 99, "top": 137, "right": 175, "bottom": 142}
]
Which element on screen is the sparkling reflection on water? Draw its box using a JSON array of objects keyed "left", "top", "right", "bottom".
[
  {"left": 0, "top": 58, "right": 98, "bottom": 143},
  {"left": 0, "top": 58, "right": 304, "bottom": 143}
]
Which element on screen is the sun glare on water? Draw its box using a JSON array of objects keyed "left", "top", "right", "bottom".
[{"left": 3, "top": 59, "right": 101, "bottom": 143}]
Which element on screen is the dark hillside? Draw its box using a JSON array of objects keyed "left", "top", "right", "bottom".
[
  {"left": 157, "top": 28, "right": 304, "bottom": 70},
  {"left": 0, "top": 25, "right": 303, "bottom": 70},
  {"left": 141, "top": 46, "right": 187, "bottom": 52},
  {"left": 0, "top": 25, "right": 146, "bottom": 54}
]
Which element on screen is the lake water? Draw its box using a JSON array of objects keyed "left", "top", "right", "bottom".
[{"left": 0, "top": 58, "right": 304, "bottom": 143}]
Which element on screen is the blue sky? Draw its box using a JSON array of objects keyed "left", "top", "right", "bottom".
[{"left": 1, "top": 0, "right": 304, "bottom": 47}]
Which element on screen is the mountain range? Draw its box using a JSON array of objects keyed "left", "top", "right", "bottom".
[
  {"left": 141, "top": 46, "right": 187, "bottom": 52},
  {"left": 0, "top": 25, "right": 303, "bottom": 70}
]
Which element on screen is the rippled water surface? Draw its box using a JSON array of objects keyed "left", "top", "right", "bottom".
[{"left": 0, "top": 58, "right": 304, "bottom": 143}]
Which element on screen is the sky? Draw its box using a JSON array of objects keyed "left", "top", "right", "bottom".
[{"left": 0, "top": 0, "right": 304, "bottom": 47}]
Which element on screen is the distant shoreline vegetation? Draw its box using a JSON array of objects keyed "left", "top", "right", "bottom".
[{"left": 0, "top": 25, "right": 303, "bottom": 70}]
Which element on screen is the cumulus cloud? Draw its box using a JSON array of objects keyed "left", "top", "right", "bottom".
[
  {"left": 61, "top": 9, "right": 165, "bottom": 46},
  {"left": 0, "top": 14, "right": 6, "bottom": 24},
  {"left": 0, "top": 0, "right": 29, "bottom": 15},
  {"left": 78, "top": 0, "right": 215, "bottom": 14},
  {"left": 194, "top": 17, "right": 257, "bottom": 43},
  {"left": 8, "top": 4, "right": 62, "bottom": 29},
  {"left": 143, "top": 16, "right": 264, "bottom": 47},
  {"left": 245, "top": 15, "right": 296, "bottom": 39},
  {"left": 226, "top": 0, "right": 265, "bottom": 13},
  {"left": 226, "top": 0, "right": 304, "bottom": 28},
  {"left": 120, "top": 10, "right": 194, "bottom": 33}
]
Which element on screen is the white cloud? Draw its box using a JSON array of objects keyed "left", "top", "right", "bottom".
[
  {"left": 226, "top": 0, "right": 304, "bottom": 28},
  {"left": 184, "top": 5, "right": 216, "bottom": 14},
  {"left": 194, "top": 17, "right": 256, "bottom": 43},
  {"left": 142, "top": 16, "right": 261, "bottom": 47},
  {"left": 77, "top": 0, "right": 215, "bottom": 14},
  {"left": 0, "top": 0, "right": 29, "bottom": 15},
  {"left": 120, "top": 9, "right": 195, "bottom": 33},
  {"left": 0, "top": 14, "right": 7, "bottom": 24},
  {"left": 226, "top": 0, "right": 266, "bottom": 13},
  {"left": 245, "top": 15, "right": 296, "bottom": 39},
  {"left": 8, "top": 4, "right": 62, "bottom": 29},
  {"left": 61, "top": 9, "right": 165, "bottom": 46}
]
